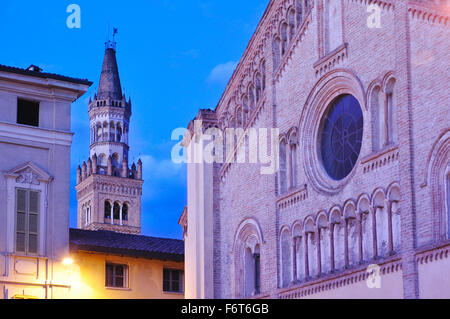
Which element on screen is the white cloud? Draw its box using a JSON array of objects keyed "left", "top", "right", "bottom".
[
  {"left": 140, "top": 155, "right": 185, "bottom": 180},
  {"left": 206, "top": 61, "right": 237, "bottom": 85},
  {"left": 139, "top": 155, "right": 186, "bottom": 201}
]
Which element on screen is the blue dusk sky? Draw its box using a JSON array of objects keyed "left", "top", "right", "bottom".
[{"left": 0, "top": 0, "right": 269, "bottom": 239}]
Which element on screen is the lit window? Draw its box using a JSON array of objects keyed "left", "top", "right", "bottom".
[
  {"left": 320, "top": 94, "right": 363, "bottom": 180},
  {"left": 106, "top": 263, "right": 128, "bottom": 288},
  {"left": 163, "top": 269, "right": 184, "bottom": 293}
]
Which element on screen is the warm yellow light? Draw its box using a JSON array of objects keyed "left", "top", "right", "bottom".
[{"left": 63, "top": 258, "right": 74, "bottom": 266}]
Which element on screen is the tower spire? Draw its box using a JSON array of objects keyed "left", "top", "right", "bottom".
[{"left": 98, "top": 29, "right": 122, "bottom": 100}]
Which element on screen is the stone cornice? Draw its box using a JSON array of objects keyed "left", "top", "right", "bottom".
[
  {"left": 89, "top": 141, "right": 129, "bottom": 151},
  {"left": 0, "top": 70, "right": 91, "bottom": 100},
  {"left": 0, "top": 120, "right": 74, "bottom": 147},
  {"left": 76, "top": 174, "right": 143, "bottom": 196}
]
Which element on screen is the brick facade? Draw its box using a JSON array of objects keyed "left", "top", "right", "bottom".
[{"left": 183, "top": 0, "right": 450, "bottom": 299}]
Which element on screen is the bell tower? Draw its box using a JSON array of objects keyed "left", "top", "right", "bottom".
[{"left": 75, "top": 38, "right": 144, "bottom": 235}]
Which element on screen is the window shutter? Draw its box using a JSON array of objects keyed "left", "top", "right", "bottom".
[
  {"left": 28, "top": 235, "right": 38, "bottom": 254},
  {"left": 28, "top": 191, "right": 39, "bottom": 254},
  {"left": 29, "top": 191, "right": 39, "bottom": 213},
  {"left": 15, "top": 189, "right": 39, "bottom": 255},
  {"left": 16, "top": 189, "right": 27, "bottom": 253}
]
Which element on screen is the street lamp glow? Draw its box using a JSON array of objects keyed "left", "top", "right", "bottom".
[{"left": 63, "top": 258, "right": 74, "bottom": 266}]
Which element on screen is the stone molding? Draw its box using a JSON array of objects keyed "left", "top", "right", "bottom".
[
  {"left": 361, "top": 145, "right": 400, "bottom": 174},
  {"left": 277, "top": 185, "right": 309, "bottom": 211},
  {"left": 0, "top": 120, "right": 73, "bottom": 147}
]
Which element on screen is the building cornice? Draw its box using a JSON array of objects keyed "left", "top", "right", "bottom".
[{"left": 0, "top": 120, "right": 74, "bottom": 147}]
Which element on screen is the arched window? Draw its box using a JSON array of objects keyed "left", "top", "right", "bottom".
[
  {"left": 288, "top": 132, "right": 298, "bottom": 190},
  {"left": 280, "top": 229, "right": 292, "bottom": 288},
  {"left": 292, "top": 224, "right": 304, "bottom": 282},
  {"left": 279, "top": 139, "right": 287, "bottom": 195},
  {"left": 371, "top": 86, "right": 383, "bottom": 152},
  {"left": 272, "top": 37, "right": 281, "bottom": 70},
  {"left": 110, "top": 122, "right": 116, "bottom": 142},
  {"left": 234, "top": 219, "right": 263, "bottom": 298},
  {"left": 112, "top": 153, "right": 120, "bottom": 168},
  {"left": 373, "top": 191, "right": 388, "bottom": 257},
  {"left": 359, "top": 197, "right": 374, "bottom": 262},
  {"left": 117, "top": 125, "right": 123, "bottom": 142},
  {"left": 280, "top": 22, "right": 288, "bottom": 56},
  {"left": 248, "top": 85, "right": 255, "bottom": 113},
  {"left": 123, "top": 203, "right": 129, "bottom": 222},
  {"left": 331, "top": 212, "right": 345, "bottom": 271},
  {"left": 242, "top": 95, "right": 250, "bottom": 123},
  {"left": 317, "top": 215, "right": 331, "bottom": 275},
  {"left": 388, "top": 185, "right": 401, "bottom": 253},
  {"left": 385, "top": 78, "right": 397, "bottom": 145},
  {"left": 307, "top": 230, "right": 318, "bottom": 279},
  {"left": 296, "top": 0, "right": 303, "bottom": 28},
  {"left": 344, "top": 204, "right": 359, "bottom": 266},
  {"left": 103, "top": 122, "right": 108, "bottom": 141},
  {"left": 96, "top": 124, "right": 102, "bottom": 142},
  {"left": 113, "top": 202, "right": 120, "bottom": 220},
  {"left": 244, "top": 245, "right": 261, "bottom": 297},
  {"left": 104, "top": 201, "right": 112, "bottom": 220},
  {"left": 260, "top": 61, "right": 266, "bottom": 91},
  {"left": 236, "top": 107, "right": 243, "bottom": 128},
  {"left": 98, "top": 154, "right": 107, "bottom": 168},
  {"left": 304, "top": 218, "right": 317, "bottom": 279},
  {"left": 288, "top": 8, "right": 296, "bottom": 41},
  {"left": 372, "top": 78, "right": 397, "bottom": 151},
  {"left": 255, "top": 73, "right": 262, "bottom": 102},
  {"left": 324, "top": 0, "right": 343, "bottom": 54}
]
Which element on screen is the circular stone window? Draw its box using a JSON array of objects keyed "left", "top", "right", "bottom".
[{"left": 320, "top": 94, "right": 363, "bottom": 181}]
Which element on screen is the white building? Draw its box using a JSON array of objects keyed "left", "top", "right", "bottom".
[{"left": 0, "top": 64, "right": 91, "bottom": 299}]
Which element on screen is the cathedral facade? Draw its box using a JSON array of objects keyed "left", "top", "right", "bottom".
[{"left": 181, "top": 0, "right": 450, "bottom": 299}]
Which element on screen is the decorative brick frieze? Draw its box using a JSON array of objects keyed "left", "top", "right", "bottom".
[
  {"left": 361, "top": 146, "right": 400, "bottom": 174},
  {"left": 408, "top": 1, "right": 450, "bottom": 26},
  {"left": 313, "top": 43, "right": 348, "bottom": 78},
  {"left": 277, "top": 185, "right": 308, "bottom": 211},
  {"left": 86, "top": 222, "right": 140, "bottom": 235},
  {"left": 416, "top": 242, "right": 450, "bottom": 265}
]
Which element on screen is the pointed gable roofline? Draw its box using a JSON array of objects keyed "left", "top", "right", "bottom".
[{"left": 4, "top": 162, "right": 53, "bottom": 184}]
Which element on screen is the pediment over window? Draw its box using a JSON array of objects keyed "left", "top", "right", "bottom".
[{"left": 4, "top": 162, "right": 53, "bottom": 185}]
